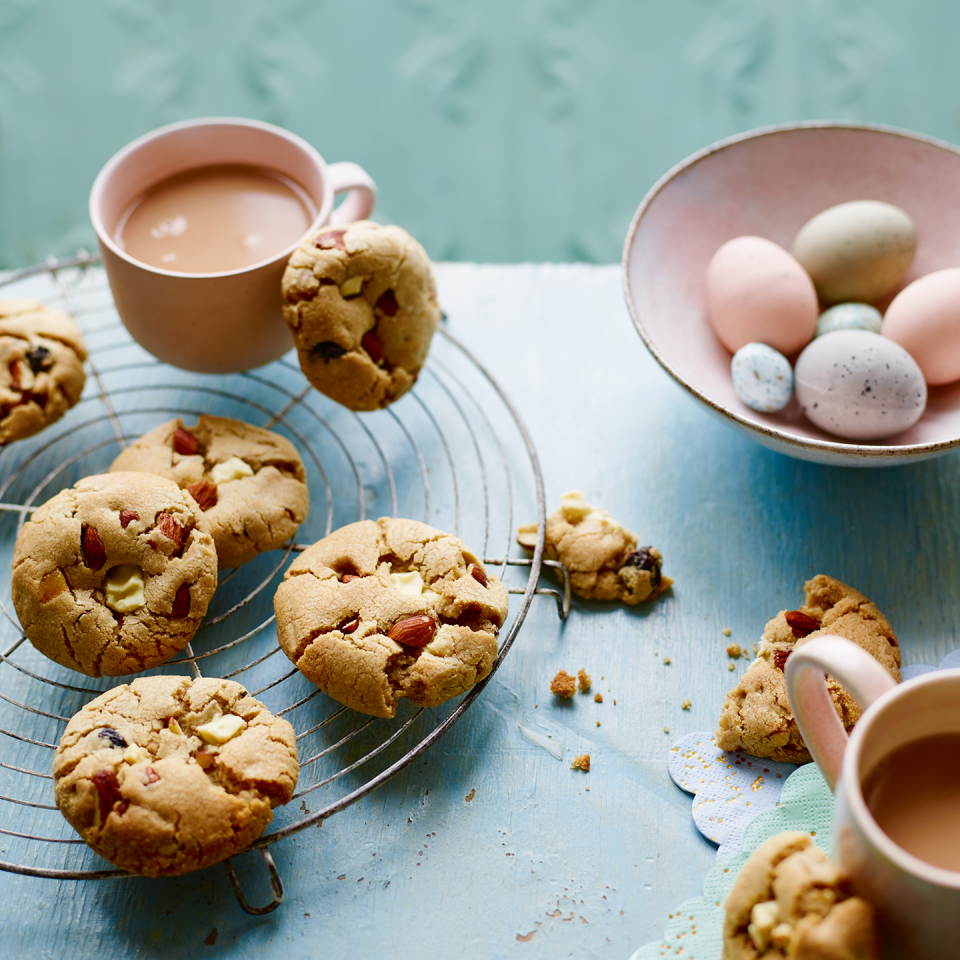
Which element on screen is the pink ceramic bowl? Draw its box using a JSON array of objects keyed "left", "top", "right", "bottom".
[{"left": 622, "top": 122, "right": 960, "bottom": 467}]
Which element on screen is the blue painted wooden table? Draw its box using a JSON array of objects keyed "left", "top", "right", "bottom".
[{"left": 1, "top": 262, "right": 957, "bottom": 959}]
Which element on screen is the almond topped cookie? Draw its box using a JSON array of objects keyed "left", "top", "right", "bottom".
[
  {"left": 0, "top": 297, "right": 87, "bottom": 444},
  {"left": 715, "top": 575, "right": 901, "bottom": 762},
  {"left": 12, "top": 472, "right": 218, "bottom": 677},
  {"left": 281, "top": 221, "right": 441, "bottom": 411},
  {"left": 274, "top": 518, "right": 509, "bottom": 718},
  {"left": 109, "top": 415, "right": 309, "bottom": 570},
  {"left": 53, "top": 676, "right": 299, "bottom": 876}
]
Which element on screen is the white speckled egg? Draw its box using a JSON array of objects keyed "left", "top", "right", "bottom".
[
  {"left": 706, "top": 236, "right": 818, "bottom": 355},
  {"left": 794, "top": 330, "right": 926, "bottom": 440},
  {"left": 731, "top": 343, "right": 793, "bottom": 412},
  {"left": 881, "top": 268, "right": 960, "bottom": 385},
  {"left": 792, "top": 200, "right": 916, "bottom": 304},
  {"left": 815, "top": 303, "right": 883, "bottom": 338}
]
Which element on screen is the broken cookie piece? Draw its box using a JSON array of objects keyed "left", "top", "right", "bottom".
[
  {"left": 715, "top": 575, "right": 901, "bottom": 763},
  {"left": 723, "top": 831, "right": 880, "bottom": 960},
  {"left": 517, "top": 490, "right": 671, "bottom": 604},
  {"left": 53, "top": 676, "right": 298, "bottom": 876},
  {"left": 0, "top": 298, "right": 87, "bottom": 444},
  {"left": 274, "top": 518, "right": 509, "bottom": 718},
  {"left": 550, "top": 670, "right": 577, "bottom": 698}
]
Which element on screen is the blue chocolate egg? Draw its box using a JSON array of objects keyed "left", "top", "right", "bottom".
[
  {"left": 815, "top": 303, "right": 883, "bottom": 338},
  {"left": 731, "top": 343, "right": 793, "bottom": 413}
]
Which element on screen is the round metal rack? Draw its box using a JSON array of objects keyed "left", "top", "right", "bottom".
[{"left": 0, "top": 253, "right": 569, "bottom": 913}]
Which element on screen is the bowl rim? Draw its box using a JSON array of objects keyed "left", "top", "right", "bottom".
[{"left": 621, "top": 119, "right": 960, "bottom": 463}]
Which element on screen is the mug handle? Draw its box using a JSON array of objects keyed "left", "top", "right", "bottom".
[
  {"left": 784, "top": 635, "right": 897, "bottom": 792},
  {"left": 326, "top": 162, "right": 377, "bottom": 226}
]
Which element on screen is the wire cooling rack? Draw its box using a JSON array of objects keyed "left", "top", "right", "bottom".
[{"left": 0, "top": 253, "right": 569, "bottom": 914}]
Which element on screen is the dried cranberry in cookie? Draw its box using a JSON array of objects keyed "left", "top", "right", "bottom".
[
  {"left": 0, "top": 297, "right": 87, "bottom": 444},
  {"left": 109, "top": 415, "right": 309, "bottom": 570},
  {"left": 274, "top": 518, "right": 509, "bottom": 718},
  {"left": 53, "top": 675, "right": 299, "bottom": 876},
  {"left": 11, "top": 471, "right": 217, "bottom": 677},
  {"left": 281, "top": 221, "right": 441, "bottom": 411}
]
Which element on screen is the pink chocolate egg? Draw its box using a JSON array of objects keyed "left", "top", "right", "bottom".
[
  {"left": 706, "top": 236, "right": 818, "bottom": 355},
  {"left": 882, "top": 268, "right": 960, "bottom": 385}
]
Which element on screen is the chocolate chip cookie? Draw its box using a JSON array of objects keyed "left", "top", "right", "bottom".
[
  {"left": 109, "top": 416, "right": 309, "bottom": 570},
  {"left": 281, "top": 221, "right": 441, "bottom": 411},
  {"left": 53, "top": 675, "right": 299, "bottom": 876},
  {"left": 715, "top": 575, "right": 901, "bottom": 763},
  {"left": 12, "top": 472, "right": 218, "bottom": 677},
  {"left": 274, "top": 518, "right": 509, "bottom": 718},
  {"left": 723, "top": 831, "right": 880, "bottom": 959},
  {"left": 0, "top": 297, "right": 87, "bottom": 444},
  {"left": 517, "top": 490, "right": 671, "bottom": 604}
]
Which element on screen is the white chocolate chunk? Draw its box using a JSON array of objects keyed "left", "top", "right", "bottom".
[
  {"left": 748, "top": 900, "right": 780, "bottom": 952},
  {"left": 123, "top": 743, "right": 149, "bottom": 765},
  {"left": 560, "top": 490, "right": 590, "bottom": 523},
  {"left": 390, "top": 571, "right": 424, "bottom": 596},
  {"left": 339, "top": 275, "right": 365, "bottom": 297},
  {"left": 771, "top": 922, "right": 794, "bottom": 949},
  {"left": 425, "top": 625, "right": 456, "bottom": 657},
  {"left": 105, "top": 564, "right": 145, "bottom": 613},
  {"left": 210, "top": 456, "right": 254, "bottom": 485},
  {"left": 197, "top": 714, "right": 246, "bottom": 744}
]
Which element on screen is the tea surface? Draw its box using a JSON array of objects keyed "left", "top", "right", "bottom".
[
  {"left": 115, "top": 164, "right": 315, "bottom": 273},
  {"left": 862, "top": 731, "right": 960, "bottom": 872}
]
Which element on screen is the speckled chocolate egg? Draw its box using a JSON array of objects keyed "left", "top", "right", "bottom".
[
  {"left": 706, "top": 236, "right": 818, "bottom": 355},
  {"left": 794, "top": 330, "right": 926, "bottom": 440},
  {"left": 815, "top": 303, "right": 883, "bottom": 338},
  {"left": 881, "top": 268, "right": 960, "bottom": 385},
  {"left": 792, "top": 200, "right": 916, "bottom": 304},
  {"left": 731, "top": 343, "right": 793, "bottom": 412}
]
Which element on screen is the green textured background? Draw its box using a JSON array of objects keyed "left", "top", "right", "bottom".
[{"left": 3, "top": 0, "right": 960, "bottom": 268}]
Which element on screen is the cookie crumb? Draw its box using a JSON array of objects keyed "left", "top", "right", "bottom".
[
  {"left": 571, "top": 753, "right": 590, "bottom": 772},
  {"left": 728, "top": 662, "right": 735, "bottom": 671},
  {"left": 663, "top": 657, "right": 671, "bottom": 665},
  {"left": 613, "top": 699, "right": 616, "bottom": 705},
  {"left": 594, "top": 693, "right": 603, "bottom": 703},
  {"left": 722, "top": 627, "right": 731, "bottom": 636},
  {"left": 726, "top": 643, "right": 741, "bottom": 658},
  {"left": 465, "top": 789, "right": 476, "bottom": 802},
  {"left": 596, "top": 721, "right": 601, "bottom": 727},
  {"left": 663, "top": 726, "right": 669, "bottom": 733},
  {"left": 577, "top": 668, "right": 591, "bottom": 693},
  {"left": 204, "top": 928, "right": 218, "bottom": 946},
  {"left": 550, "top": 670, "right": 577, "bottom": 698},
  {"left": 681, "top": 699, "right": 691, "bottom": 710}
]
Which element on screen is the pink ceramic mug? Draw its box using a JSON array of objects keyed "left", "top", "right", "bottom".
[
  {"left": 785, "top": 635, "right": 960, "bottom": 958},
  {"left": 89, "top": 117, "right": 376, "bottom": 373}
]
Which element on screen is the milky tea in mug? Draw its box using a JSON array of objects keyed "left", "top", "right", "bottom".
[
  {"left": 860, "top": 731, "right": 960, "bottom": 873},
  {"left": 114, "top": 163, "right": 317, "bottom": 274}
]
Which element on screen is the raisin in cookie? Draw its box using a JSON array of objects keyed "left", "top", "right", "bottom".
[
  {"left": 0, "top": 297, "right": 87, "bottom": 444},
  {"left": 109, "top": 416, "right": 309, "bottom": 570},
  {"left": 12, "top": 472, "right": 218, "bottom": 677},
  {"left": 274, "top": 518, "right": 509, "bottom": 718},
  {"left": 517, "top": 490, "right": 671, "bottom": 604},
  {"left": 53, "top": 675, "right": 299, "bottom": 876},
  {"left": 281, "top": 221, "right": 441, "bottom": 411},
  {"left": 723, "top": 831, "right": 880, "bottom": 959},
  {"left": 716, "top": 575, "right": 901, "bottom": 763}
]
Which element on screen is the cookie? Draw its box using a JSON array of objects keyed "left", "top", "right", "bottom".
[
  {"left": 281, "top": 221, "right": 441, "bottom": 411},
  {"left": 53, "top": 675, "right": 299, "bottom": 876},
  {"left": 12, "top": 471, "right": 218, "bottom": 677},
  {"left": 723, "top": 831, "right": 880, "bottom": 959},
  {"left": 517, "top": 490, "right": 671, "bottom": 604},
  {"left": 0, "top": 297, "right": 87, "bottom": 444},
  {"left": 715, "top": 575, "right": 901, "bottom": 763},
  {"left": 109, "top": 416, "right": 309, "bottom": 570},
  {"left": 274, "top": 517, "right": 509, "bottom": 718}
]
